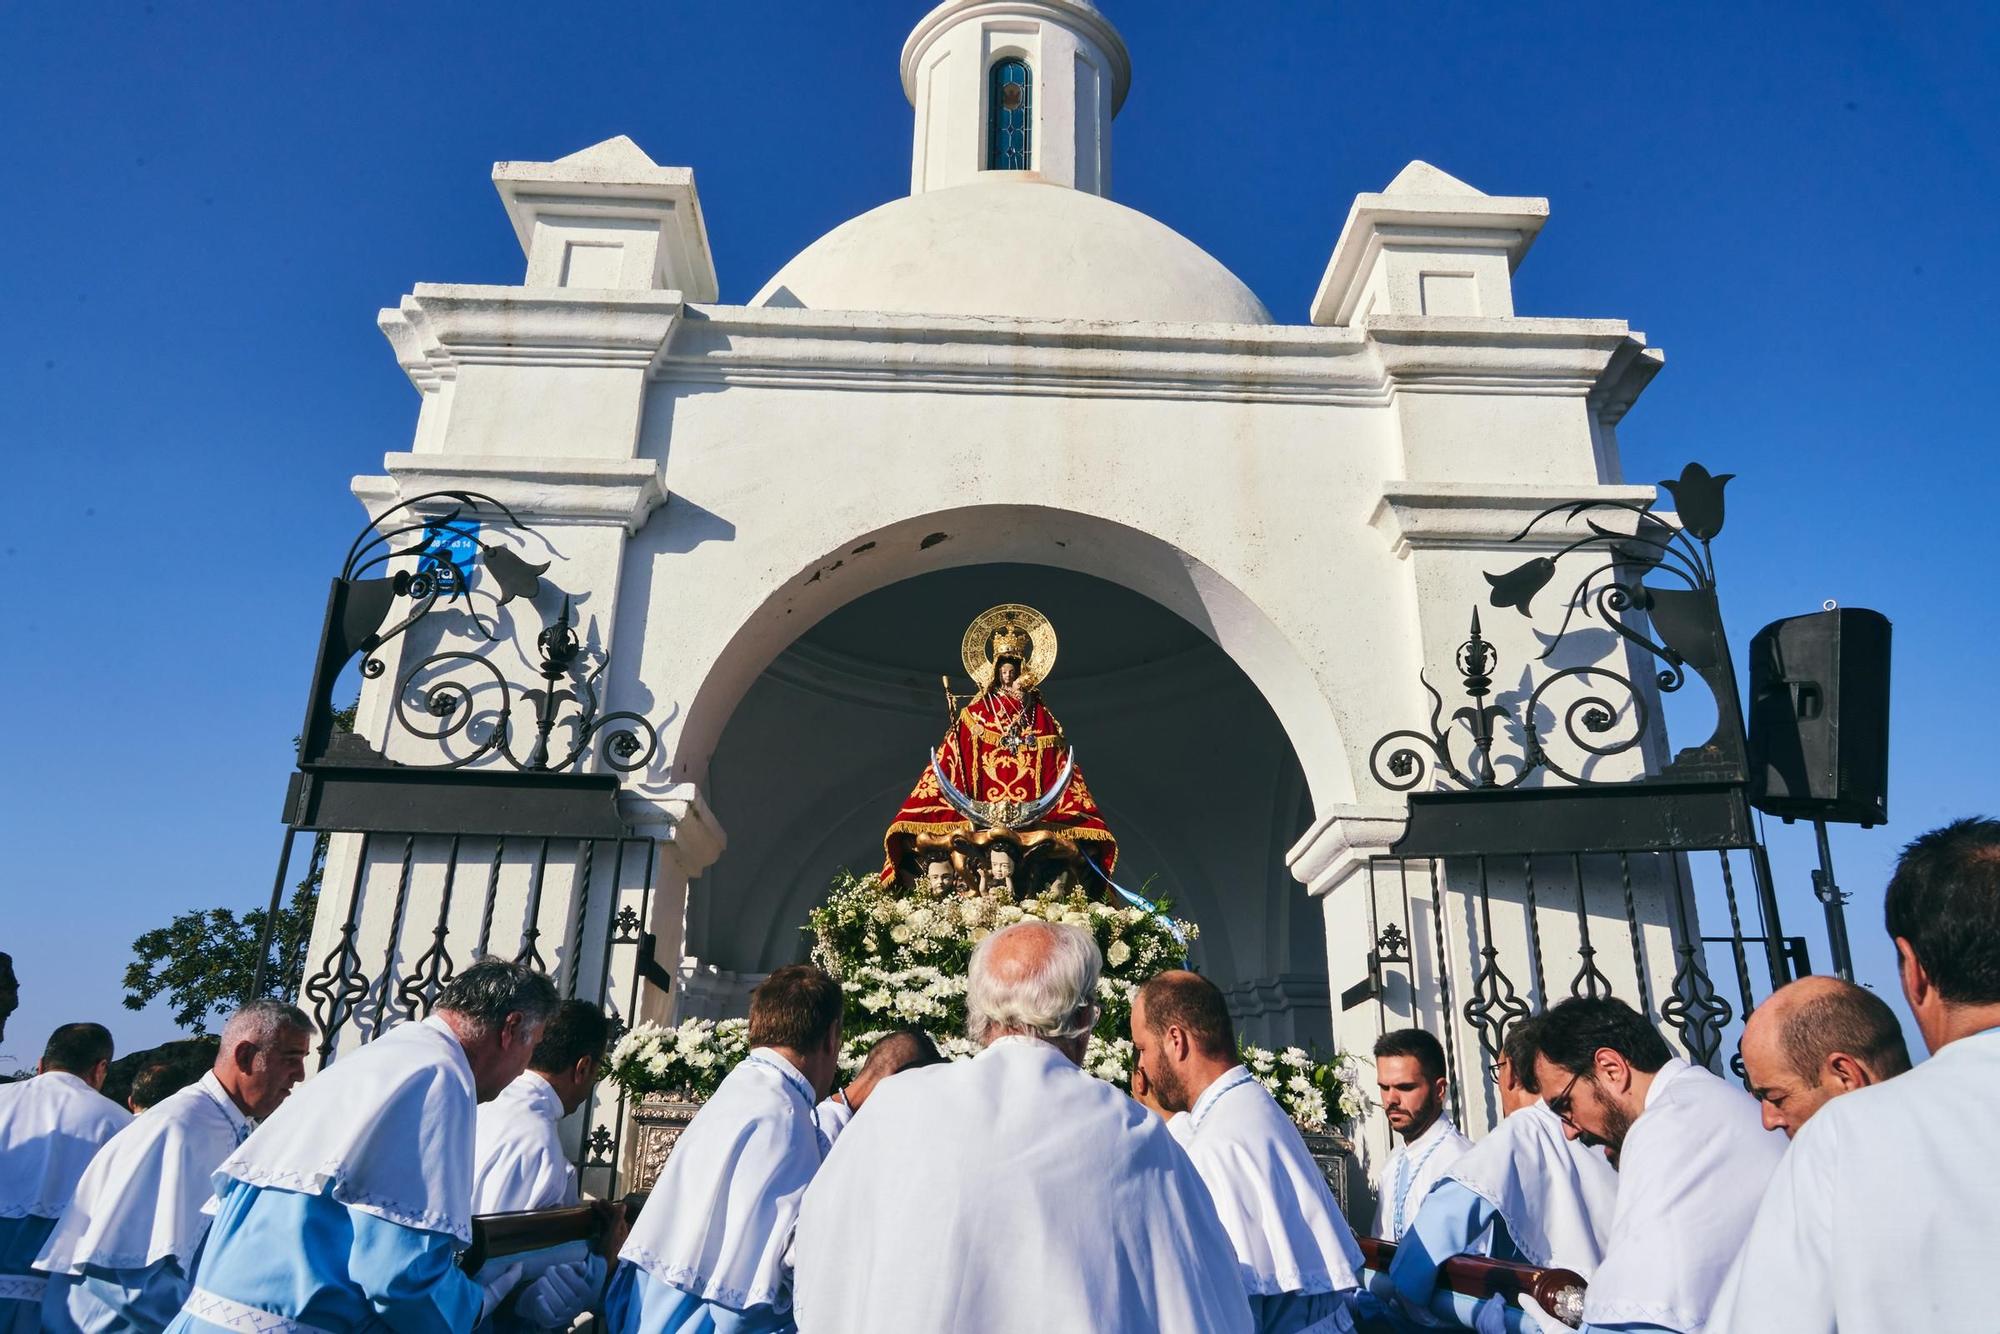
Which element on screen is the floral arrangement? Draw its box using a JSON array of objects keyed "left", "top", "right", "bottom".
[
  {"left": 1244, "top": 1044, "right": 1370, "bottom": 1131},
  {"left": 808, "top": 868, "right": 1193, "bottom": 1068},
  {"left": 607, "top": 1017, "right": 748, "bottom": 1101},
  {"left": 607, "top": 869, "right": 1366, "bottom": 1134}
]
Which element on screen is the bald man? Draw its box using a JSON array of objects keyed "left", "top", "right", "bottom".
[
  {"left": 1738, "top": 975, "right": 1911, "bottom": 1138},
  {"left": 813, "top": 1029, "right": 943, "bottom": 1148}
]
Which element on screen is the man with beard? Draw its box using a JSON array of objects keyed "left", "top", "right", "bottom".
[
  {"left": 1369, "top": 1030, "right": 1469, "bottom": 1244},
  {"left": 1385, "top": 1015, "right": 1617, "bottom": 1314},
  {"left": 1524, "top": 998, "right": 1780, "bottom": 1333},
  {"left": 1134, "top": 971, "right": 1364, "bottom": 1333}
]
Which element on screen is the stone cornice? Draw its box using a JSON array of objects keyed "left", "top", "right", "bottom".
[
  {"left": 1286, "top": 804, "right": 1410, "bottom": 898},
  {"left": 662, "top": 305, "right": 1384, "bottom": 405},
  {"left": 379, "top": 284, "right": 685, "bottom": 388},
  {"left": 1369, "top": 481, "right": 1662, "bottom": 557},
  {"left": 352, "top": 454, "right": 667, "bottom": 532},
  {"left": 621, "top": 781, "right": 727, "bottom": 880},
  {"left": 1368, "top": 316, "right": 1654, "bottom": 399},
  {"left": 657, "top": 305, "right": 1659, "bottom": 409}
]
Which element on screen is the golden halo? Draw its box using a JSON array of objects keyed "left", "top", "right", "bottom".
[{"left": 961, "top": 603, "right": 1059, "bottom": 689}]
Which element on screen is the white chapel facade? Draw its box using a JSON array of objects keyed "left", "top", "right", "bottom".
[{"left": 320, "top": 0, "right": 1684, "bottom": 1165}]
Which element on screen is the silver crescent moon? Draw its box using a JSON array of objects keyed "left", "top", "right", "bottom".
[{"left": 926, "top": 747, "right": 1078, "bottom": 831}]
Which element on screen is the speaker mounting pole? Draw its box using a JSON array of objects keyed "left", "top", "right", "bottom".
[{"left": 1810, "top": 820, "right": 1856, "bottom": 982}]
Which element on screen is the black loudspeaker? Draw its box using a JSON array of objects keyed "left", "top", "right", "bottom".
[{"left": 1746, "top": 608, "right": 1892, "bottom": 826}]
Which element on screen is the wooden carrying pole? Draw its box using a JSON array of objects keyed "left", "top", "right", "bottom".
[
  {"left": 460, "top": 1197, "right": 644, "bottom": 1273},
  {"left": 1358, "top": 1237, "right": 1588, "bottom": 1327}
]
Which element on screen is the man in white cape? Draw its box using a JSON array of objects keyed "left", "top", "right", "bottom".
[
  {"left": 1136, "top": 970, "right": 1364, "bottom": 1334},
  {"left": 1525, "top": 996, "right": 1782, "bottom": 1333},
  {"left": 0, "top": 1022, "right": 129, "bottom": 1332},
  {"left": 35, "top": 1002, "right": 311, "bottom": 1333},
  {"left": 791, "top": 922, "right": 1251, "bottom": 1334},
  {"left": 607, "top": 964, "right": 844, "bottom": 1334},
  {"left": 1386, "top": 1014, "right": 1617, "bottom": 1319},
  {"left": 471, "top": 998, "right": 623, "bottom": 1331},
  {"left": 1370, "top": 1029, "right": 1471, "bottom": 1243},
  {"left": 808, "top": 1028, "right": 940, "bottom": 1149},
  {"left": 1710, "top": 817, "right": 2000, "bottom": 1333},
  {"left": 163, "top": 960, "right": 560, "bottom": 1334}
]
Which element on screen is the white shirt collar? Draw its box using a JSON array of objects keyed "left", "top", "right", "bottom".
[
  {"left": 195, "top": 1070, "right": 255, "bottom": 1141},
  {"left": 1185, "top": 1064, "right": 1255, "bottom": 1134},
  {"left": 1643, "top": 1057, "right": 1692, "bottom": 1113},
  {"left": 747, "top": 1047, "right": 815, "bottom": 1106}
]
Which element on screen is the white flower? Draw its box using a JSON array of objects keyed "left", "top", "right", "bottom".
[
  {"left": 889, "top": 925, "right": 912, "bottom": 944},
  {"left": 1106, "top": 940, "right": 1131, "bottom": 968}
]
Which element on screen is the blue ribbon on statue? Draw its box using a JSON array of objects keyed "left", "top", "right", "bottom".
[{"left": 1082, "top": 858, "right": 1190, "bottom": 961}]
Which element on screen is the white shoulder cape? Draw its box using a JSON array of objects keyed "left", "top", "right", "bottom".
[
  {"left": 620, "top": 1049, "right": 822, "bottom": 1311},
  {"left": 791, "top": 1037, "right": 1251, "bottom": 1334},
  {"left": 1179, "top": 1065, "right": 1364, "bottom": 1296},
  {"left": 1443, "top": 1099, "right": 1617, "bottom": 1276},
  {"left": 1584, "top": 1059, "right": 1784, "bottom": 1330},
  {"left": 0, "top": 1071, "right": 131, "bottom": 1219},
  {"left": 35, "top": 1070, "right": 249, "bottom": 1273},
  {"left": 472, "top": 1071, "right": 576, "bottom": 1214},
  {"left": 215, "top": 1016, "right": 478, "bottom": 1243}
]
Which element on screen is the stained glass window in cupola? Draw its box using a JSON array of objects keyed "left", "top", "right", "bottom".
[{"left": 986, "top": 58, "right": 1033, "bottom": 171}]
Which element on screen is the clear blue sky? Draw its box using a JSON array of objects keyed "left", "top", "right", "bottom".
[{"left": 2, "top": 1, "right": 1995, "bottom": 1071}]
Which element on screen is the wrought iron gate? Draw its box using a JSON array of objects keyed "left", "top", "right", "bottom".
[
  {"left": 248, "top": 493, "right": 671, "bottom": 1188},
  {"left": 1353, "top": 465, "right": 1808, "bottom": 1117}
]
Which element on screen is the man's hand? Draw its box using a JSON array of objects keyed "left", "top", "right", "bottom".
[
  {"left": 592, "top": 1197, "right": 630, "bottom": 1262},
  {"left": 476, "top": 1263, "right": 524, "bottom": 1322},
  {"left": 516, "top": 1260, "right": 600, "bottom": 1329}
]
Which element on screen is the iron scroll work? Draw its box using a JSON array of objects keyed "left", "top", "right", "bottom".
[
  {"left": 1359, "top": 466, "right": 1801, "bottom": 1097},
  {"left": 252, "top": 494, "right": 672, "bottom": 1190}
]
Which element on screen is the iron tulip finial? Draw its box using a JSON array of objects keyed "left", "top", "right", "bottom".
[{"left": 1660, "top": 463, "right": 1735, "bottom": 541}]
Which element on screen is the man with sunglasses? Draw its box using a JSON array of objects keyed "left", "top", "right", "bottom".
[{"left": 1523, "top": 998, "right": 1780, "bottom": 1332}]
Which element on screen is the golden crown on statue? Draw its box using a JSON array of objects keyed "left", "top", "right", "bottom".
[{"left": 960, "top": 604, "right": 1060, "bottom": 688}]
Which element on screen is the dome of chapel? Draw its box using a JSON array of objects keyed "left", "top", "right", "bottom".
[{"left": 751, "top": 177, "right": 1275, "bottom": 327}]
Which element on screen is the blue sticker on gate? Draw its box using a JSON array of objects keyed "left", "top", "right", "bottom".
[{"left": 419, "top": 520, "right": 480, "bottom": 593}]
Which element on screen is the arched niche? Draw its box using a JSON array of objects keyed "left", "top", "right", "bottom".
[{"left": 678, "top": 560, "right": 1331, "bottom": 1048}]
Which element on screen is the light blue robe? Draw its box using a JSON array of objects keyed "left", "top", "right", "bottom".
[
  {"left": 0, "top": 1215, "right": 59, "bottom": 1333},
  {"left": 612, "top": 1052, "right": 825, "bottom": 1334},
  {"left": 162, "top": 1179, "right": 482, "bottom": 1334},
  {"left": 605, "top": 1262, "right": 789, "bottom": 1334},
  {"left": 42, "top": 1257, "right": 188, "bottom": 1334}
]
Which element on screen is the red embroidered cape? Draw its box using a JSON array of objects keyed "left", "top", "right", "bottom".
[{"left": 880, "top": 688, "right": 1117, "bottom": 880}]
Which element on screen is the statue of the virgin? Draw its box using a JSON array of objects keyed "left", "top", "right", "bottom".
[{"left": 881, "top": 604, "right": 1117, "bottom": 887}]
